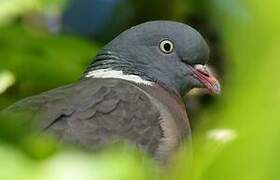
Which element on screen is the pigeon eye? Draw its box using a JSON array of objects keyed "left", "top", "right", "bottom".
[{"left": 159, "top": 39, "right": 174, "bottom": 54}]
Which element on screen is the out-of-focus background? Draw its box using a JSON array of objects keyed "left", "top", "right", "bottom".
[{"left": 0, "top": 0, "right": 279, "bottom": 179}]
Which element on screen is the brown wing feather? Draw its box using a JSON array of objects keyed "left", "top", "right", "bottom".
[{"left": 3, "top": 78, "right": 163, "bottom": 156}]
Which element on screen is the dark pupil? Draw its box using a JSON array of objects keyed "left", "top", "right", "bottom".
[{"left": 164, "top": 43, "right": 171, "bottom": 52}]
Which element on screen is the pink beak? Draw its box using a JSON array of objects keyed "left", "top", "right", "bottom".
[{"left": 191, "top": 64, "right": 221, "bottom": 94}]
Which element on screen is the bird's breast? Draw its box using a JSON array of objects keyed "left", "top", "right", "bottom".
[{"left": 137, "top": 84, "right": 191, "bottom": 163}]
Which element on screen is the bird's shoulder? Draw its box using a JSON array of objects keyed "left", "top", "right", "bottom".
[
  {"left": 3, "top": 78, "right": 164, "bottom": 155},
  {"left": 4, "top": 78, "right": 160, "bottom": 125},
  {"left": 43, "top": 78, "right": 163, "bottom": 155}
]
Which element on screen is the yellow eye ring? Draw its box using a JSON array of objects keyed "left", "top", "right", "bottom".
[{"left": 159, "top": 39, "right": 174, "bottom": 54}]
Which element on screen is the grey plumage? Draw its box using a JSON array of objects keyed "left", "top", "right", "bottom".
[
  {"left": 1, "top": 21, "right": 220, "bottom": 163},
  {"left": 4, "top": 78, "right": 189, "bottom": 163}
]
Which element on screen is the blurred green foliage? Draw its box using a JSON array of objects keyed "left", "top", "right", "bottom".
[
  {"left": 0, "top": 25, "right": 98, "bottom": 109},
  {"left": 0, "top": 0, "right": 67, "bottom": 27},
  {"left": 0, "top": 0, "right": 280, "bottom": 180}
]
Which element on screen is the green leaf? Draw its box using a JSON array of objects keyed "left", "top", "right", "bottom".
[{"left": 0, "top": 0, "right": 38, "bottom": 26}]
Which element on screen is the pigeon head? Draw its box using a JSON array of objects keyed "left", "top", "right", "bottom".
[{"left": 84, "top": 21, "right": 221, "bottom": 96}]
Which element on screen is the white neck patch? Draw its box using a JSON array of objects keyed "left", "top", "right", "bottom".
[{"left": 85, "top": 69, "right": 154, "bottom": 86}]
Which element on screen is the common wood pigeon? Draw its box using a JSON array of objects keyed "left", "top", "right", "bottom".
[{"left": 2, "top": 21, "right": 220, "bottom": 163}]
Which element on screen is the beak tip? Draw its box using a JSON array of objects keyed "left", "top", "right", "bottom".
[
  {"left": 208, "top": 78, "right": 221, "bottom": 95},
  {"left": 213, "top": 83, "right": 221, "bottom": 95}
]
